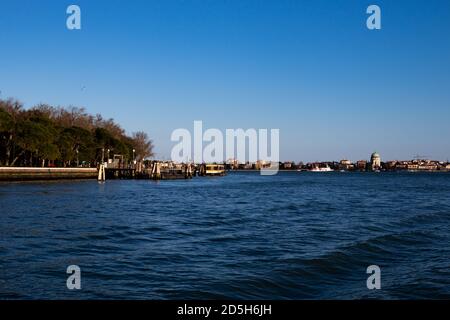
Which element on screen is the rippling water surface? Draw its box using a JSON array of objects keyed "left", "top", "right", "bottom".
[{"left": 1, "top": 172, "right": 450, "bottom": 299}]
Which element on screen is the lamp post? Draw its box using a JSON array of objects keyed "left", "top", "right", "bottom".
[
  {"left": 132, "top": 149, "right": 136, "bottom": 167},
  {"left": 76, "top": 149, "right": 79, "bottom": 167},
  {"left": 101, "top": 148, "right": 105, "bottom": 164}
]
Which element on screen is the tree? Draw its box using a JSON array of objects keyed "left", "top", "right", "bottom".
[
  {"left": 58, "top": 126, "right": 95, "bottom": 166},
  {"left": 132, "top": 131, "right": 154, "bottom": 161},
  {"left": 12, "top": 120, "right": 47, "bottom": 166},
  {"left": 0, "top": 109, "right": 13, "bottom": 166},
  {"left": 38, "top": 143, "right": 60, "bottom": 167},
  {"left": 0, "top": 99, "right": 23, "bottom": 166}
]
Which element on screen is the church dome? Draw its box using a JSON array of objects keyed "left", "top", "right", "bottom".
[{"left": 372, "top": 151, "right": 381, "bottom": 158}]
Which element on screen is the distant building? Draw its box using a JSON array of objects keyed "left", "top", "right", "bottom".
[
  {"left": 356, "top": 160, "right": 367, "bottom": 171},
  {"left": 370, "top": 152, "right": 381, "bottom": 170},
  {"left": 385, "top": 161, "right": 398, "bottom": 170},
  {"left": 400, "top": 159, "right": 439, "bottom": 171},
  {"left": 282, "top": 162, "right": 293, "bottom": 169},
  {"left": 339, "top": 159, "right": 354, "bottom": 171},
  {"left": 418, "top": 160, "right": 438, "bottom": 171},
  {"left": 407, "top": 162, "right": 419, "bottom": 171},
  {"left": 396, "top": 161, "right": 408, "bottom": 170}
]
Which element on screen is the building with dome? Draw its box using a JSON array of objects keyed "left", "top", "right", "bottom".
[{"left": 370, "top": 152, "right": 381, "bottom": 170}]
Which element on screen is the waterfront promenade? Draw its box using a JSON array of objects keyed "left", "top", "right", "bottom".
[{"left": 0, "top": 167, "right": 98, "bottom": 181}]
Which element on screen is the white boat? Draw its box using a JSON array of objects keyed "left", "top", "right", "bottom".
[{"left": 310, "top": 165, "right": 334, "bottom": 172}]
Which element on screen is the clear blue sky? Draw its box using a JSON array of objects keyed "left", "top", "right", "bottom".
[{"left": 1, "top": 0, "right": 449, "bottom": 162}]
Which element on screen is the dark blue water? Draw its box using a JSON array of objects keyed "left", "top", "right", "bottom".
[{"left": 1, "top": 172, "right": 450, "bottom": 299}]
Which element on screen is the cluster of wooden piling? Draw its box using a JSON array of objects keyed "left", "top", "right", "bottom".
[{"left": 98, "top": 162, "right": 195, "bottom": 181}]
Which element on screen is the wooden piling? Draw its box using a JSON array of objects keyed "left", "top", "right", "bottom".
[{"left": 98, "top": 164, "right": 106, "bottom": 181}]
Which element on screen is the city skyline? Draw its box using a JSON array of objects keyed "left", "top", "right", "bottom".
[{"left": 1, "top": 0, "right": 450, "bottom": 162}]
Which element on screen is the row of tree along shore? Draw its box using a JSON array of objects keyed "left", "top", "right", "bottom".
[{"left": 0, "top": 98, "right": 154, "bottom": 168}]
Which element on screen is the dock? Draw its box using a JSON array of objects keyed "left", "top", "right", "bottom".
[
  {"left": 99, "top": 161, "right": 195, "bottom": 181},
  {"left": 0, "top": 162, "right": 224, "bottom": 182}
]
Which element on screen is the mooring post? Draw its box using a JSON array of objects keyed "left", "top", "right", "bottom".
[
  {"left": 98, "top": 164, "right": 106, "bottom": 181},
  {"left": 186, "top": 163, "right": 192, "bottom": 178},
  {"left": 154, "top": 162, "right": 161, "bottom": 180}
]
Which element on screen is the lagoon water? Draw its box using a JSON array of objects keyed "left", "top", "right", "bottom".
[{"left": 1, "top": 172, "right": 450, "bottom": 299}]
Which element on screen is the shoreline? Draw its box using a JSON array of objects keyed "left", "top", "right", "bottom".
[{"left": 0, "top": 167, "right": 448, "bottom": 182}]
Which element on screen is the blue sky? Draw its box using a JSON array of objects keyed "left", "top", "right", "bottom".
[{"left": 1, "top": 0, "right": 449, "bottom": 162}]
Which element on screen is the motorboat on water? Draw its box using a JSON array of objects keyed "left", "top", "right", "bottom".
[{"left": 310, "top": 165, "right": 334, "bottom": 172}]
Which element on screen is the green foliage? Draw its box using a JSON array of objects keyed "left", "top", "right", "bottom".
[
  {"left": 0, "top": 108, "right": 13, "bottom": 132},
  {"left": 0, "top": 98, "right": 153, "bottom": 167}
]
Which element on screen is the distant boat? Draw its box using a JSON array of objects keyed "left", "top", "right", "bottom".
[
  {"left": 310, "top": 165, "right": 334, "bottom": 172},
  {"left": 201, "top": 164, "right": 226, "bottom": 176}
]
